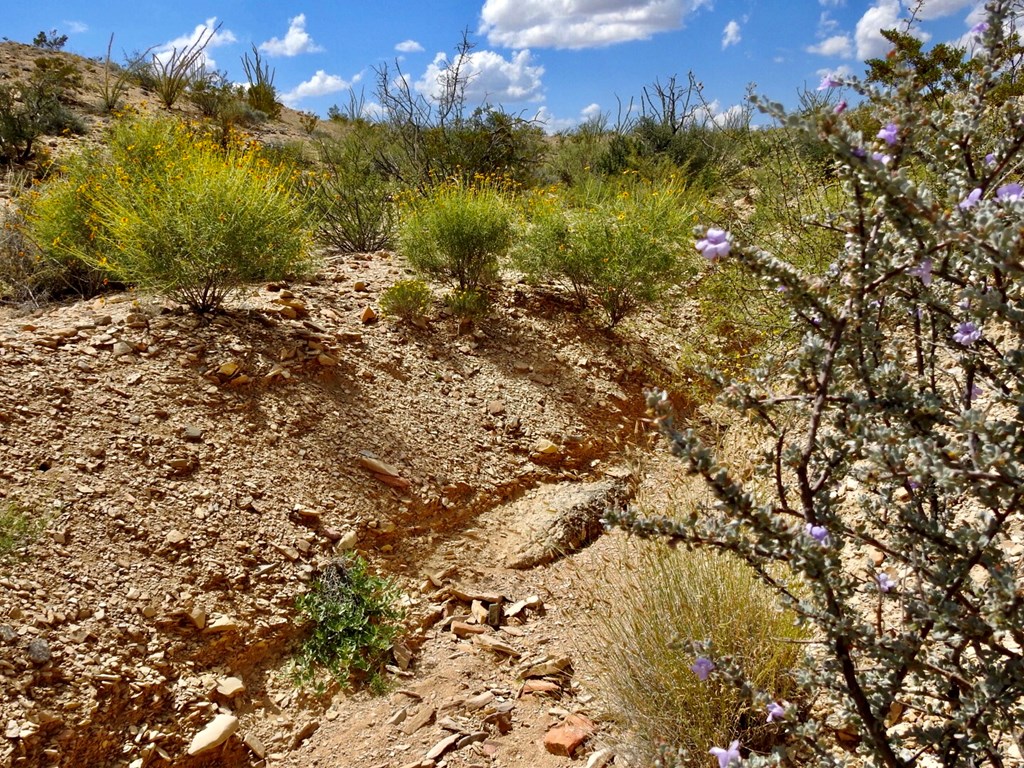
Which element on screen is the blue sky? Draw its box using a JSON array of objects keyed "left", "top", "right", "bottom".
[{"left": 6, "top": 1, "right": 991, "bottom": 131}]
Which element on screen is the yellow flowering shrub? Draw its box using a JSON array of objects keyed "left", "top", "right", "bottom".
[{"left": 28, "top": 115, "right": 312, "bottom": 312}]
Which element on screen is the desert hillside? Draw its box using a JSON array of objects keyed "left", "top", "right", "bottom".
[{"left": 0, "top": 39, "right": 692, "bottom": 768}]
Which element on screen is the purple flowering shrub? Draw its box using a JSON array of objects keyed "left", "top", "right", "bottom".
[{"left": 609, "top": 2, "right": 1024, "bottom": 766}]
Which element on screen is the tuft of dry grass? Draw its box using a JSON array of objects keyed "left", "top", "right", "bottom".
[{"left": 596, "top": 536, "right": 806, "bottom": 765}]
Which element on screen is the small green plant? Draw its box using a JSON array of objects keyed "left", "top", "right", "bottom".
[
  {"left": 294, "top": 555, "right": 405, "bottom": 694},
  {"left": 444, "top": 287, "right": 489, "bottom": 320},
  {"left": 380, "top": 279, "right": 432, "bottom": 322},
  {"left": 28, "top": 115, "right": 312, "bottom": 312},
  {"left": 147, "top": 23, "right": 219, "bottom": 108},
  {"left": 0, "top": 502, "right": 45, "bottom": 562},
  {"left": 398, "top": 180, "right": 513, "bottom": 291},
  {"left": 241, "top": 45, "right": 281, "bottom": 119},
  {"left": 312, "top": 126, "right": 397, "bottom": 252},
  {"left": 598, "top": 540, "right": 806, "bottom": 765},
  {"left": 299, "top": 111, "right": 320, "bottom": 135}
]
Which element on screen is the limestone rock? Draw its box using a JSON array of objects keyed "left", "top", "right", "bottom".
[
  {"left": 187, "top": 714, "right": 238, "bottom": 756},
  {"left": 425, "top": 732, "right": 459, "bottom": 760},
  {"left": 215, "top": 676, "right": 245, "bottom": 697},
  {"left": 400, "top": 706, "right": 435, "bottom": 735}
]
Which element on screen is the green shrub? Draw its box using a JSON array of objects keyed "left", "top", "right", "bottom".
[
  {"left": 242, "top": 46, "right": 281, "bottom": 120},
  {"left": 515, "top": 175, "right": 697, "bottom": 327},
  {"left": 598, "top": 540, "right": 805, "bottom": 765},
  {"left": 312, "top": 126, "right": 397, "bottom": 252},
  {"left": 0, "top": 63, "right": 85, "bottom": 164},
  {"left": 294, "top": 555, "right": 405, "bottom": 694},
  {"left": 398, "top": 180, "right": 513, "bottom": 291},
  {"left": 27, "top": 116, "right": 312, "bottom": 312},
  {"left": 187, "top": 69, "right": 241, "bottom": 118},
  {"left": 32, "top": 30, "right": 68, "bottom": 51},
  {"left": 379, "top": 279, "right": 432, "bottom": 322}
]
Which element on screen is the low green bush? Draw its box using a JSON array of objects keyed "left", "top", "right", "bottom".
[
  {"left": 27, "top": 115, "right": 312, "bottom": 312},
  {"left": 515, "top": 174, "right": 697, "bottom": 327},
  {"left": 0, "top": 60, "right": 85, "bottom": 164},
  {"left": 398, "top": 180, "right": 513, "bottom": 291},
  {"left": 294, "top": 555, "right": 405, "bottom": 694},
  {"left": 598, "top": 540, "right": 806, "bottom": 765},
  {"left": 379, "top": 279, "right": 432, "bottom": 322}
]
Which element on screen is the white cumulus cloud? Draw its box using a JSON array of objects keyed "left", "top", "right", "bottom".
[
  {"left": 855, "top": 0, "right": 921, "bottom": 60},
  {"left": 259, "top": 14, "right": 324, "bottom": 57},
  {"left": 480, "top": 0, "right": 712, "bottom": 49},
  {"left": 416, "top": 48, "right": 545, "bottom": 105},
  {"left": 807, "top": 34, "right": 853, "bottom": 57},
  {"left": 722, "top": 20, "right": 741, "bottom": 49},
  {"left": 282, "top": 70, "right": 362, "bottom": 107},
  {"left": 153, "top": 18, "right": 237, "bottom": 71},
  {"left": 64, "top": 20, "right": 88, "bottom": 35},
  {"left": 914, "top": 0, "right": 977, "bottom": 20},
  {"left": 533, "top": 102, "right": 607, "bottom": 133},
  {"left": 395, "top": 39, "right": 425, "bottom": 53}
]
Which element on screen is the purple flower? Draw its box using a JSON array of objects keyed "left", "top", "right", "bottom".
[
  {"left": 691, "top": 656, "right": 715, "bottom": 681},
  {"left": 997, "top": 182, "right": 1023, "bottom": 201},
  {"left": 696, "top": 228, "right": 731, "bottom": 261},
  {"left": 834, "top": 100, "right": 848, "bottom": 115},
  {"left": 766, "top": 702, "right": 787, "bottom": 723},
  {"left": 908, "top": 259, "right": 932, "bottom": 286},
  {"left": 876, "top": 573, "right": 895, "bottom": 593},
  {"left": 851, "top": 147, "right": 867, "bottom": 159},
  {"left": 710, "top": 740, "right": 742, "bottom": 768},
  {"left": 877, "top": 122, "right": 899, "bottom": 146},
  {"left": 969, "top": 383, "right": 983, "bottom": 399},
  {"left": 806, "top": 524, "right": 830, "bottom": 546},
  {"left": 971, "top": 21, "right": 990, "bottom": 36},
  {"left": 817, "top": 74, "right": 842, "bottom": 90},
  {"left": 953, "top": 321, "right": 982, "bottom": 347},
  {"left": 985, "top": 152, "right": 996, "bottom": 167},
  {"left": 959, "top": 188, "right": 983, "bottom": 209},
  {"left": 872, "top": 152, "right": 892, "bottom": 165}
]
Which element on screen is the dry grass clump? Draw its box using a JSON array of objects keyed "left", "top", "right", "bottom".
[{"left": 597, "top": 534, "right": 806, "bottom": 765}]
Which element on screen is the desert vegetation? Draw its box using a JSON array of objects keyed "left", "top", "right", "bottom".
[{"left": 0, "top": 4, "right": 1023, "bottom": 767}]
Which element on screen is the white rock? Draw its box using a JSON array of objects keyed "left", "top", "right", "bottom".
[{"left": 187, "top": 714, "right": 238, "bottom": 756}]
